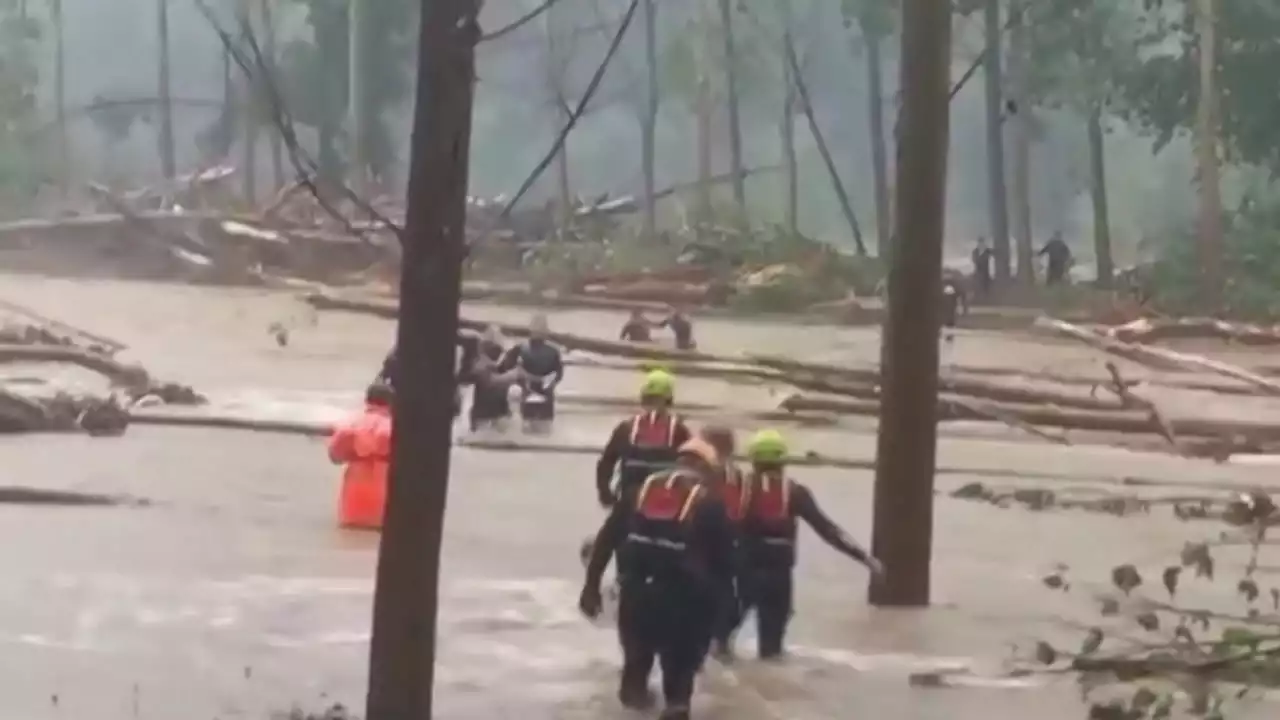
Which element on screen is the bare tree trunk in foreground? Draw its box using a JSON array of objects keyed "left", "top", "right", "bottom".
[
  {"left": 716, "top": 0, "right": 746, "bottom": 213},
  {"left": 640, "top": 0, "right": 659, "bottom": 240},
  {"left": 861, "top": 25, "right": 892, "bottom": 257},
  {"left": 869, "top": 0, "right": 950, "bottom": 607},
  {"left": 1007, "top": 1, "right": 1035, "bottom": 287},
  {"left": 363, "top": 0, "right": 478, "bottom": 716},
  {"left": 1086, "top": 107, "right": 1114, "bottom": 289},
  {"left": 1192, "top": 0, "right": 1224, "bottom": 312}
]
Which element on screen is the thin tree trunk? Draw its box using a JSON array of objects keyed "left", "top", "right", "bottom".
[
  {"left": 981, "top": 0, "right": 1011, "bottom": 286},
  {"left": 780, "top": 21, "right": 798, "bottom": 233},
  {"left": 1007, "top": 1, "right": 1034, "bottom": 286},
  {"left": 868, "top": 0, "right": 951, "bottom": 609},
  {"left": 238, "top": 0, "right": 258, "bottom": 203},
  {"left": 348, "top": 0, "right": 367, "bottom": 197},
  {"left": 640, "top": 0, "right": 659, "bottom": 240},
  {"left": 695, "top": 72, "right": 713, "bottom": 227},
  {"left": 862, "top": 27, "right": 892, "bottom": 256},
  {"left": 1192, "top": 0, "right": 1223, "bottom": 312},
  {"left": 53, "top": 0, "right": 68, "bottom": 193},
  {"left": 785, "top": 44, "right": 866, "bottom": 255},
  {"left": 262, "top": 0, "right": 285, "bottom": 191},
  {"left": 156, "top": 0, "right": 176, "bottom": 179},
  {"left": 1086, "top": 107, "right": 1113, "bottom": 289},
  {"left": 716, "top": 0, "right": 746, "bottom": 212},
  {"left": 362, "top": 0, "right": 478, "bottom": 718},
  {"left": 546, "top": 4, "right": 572, "bottom": 233}
]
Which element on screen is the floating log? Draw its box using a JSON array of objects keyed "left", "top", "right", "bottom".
[
  {"left": 1106, "top": 316, "right": 1280, "bottom": 346},
  {"left": 1038, "top": 317, "right": 1280, "bottom": 396},
  {"left": 781, "top": 392, "right": 1280, "bottom": 441}
]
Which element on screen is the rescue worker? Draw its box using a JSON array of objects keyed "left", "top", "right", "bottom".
[
  {"left": 595, "top": 369, "right": 692, "bottom": 507},
  {"left": 696, "top": 424, "right": 749, "bottom": 658},
  {"left": 579, "top": 438, "right": 737, "bottom": 720},
  {"left": 499, "top": 314, "right": 564, "bottom": 434},
  {"left": 722, "top": 429, "right": 884, "bottom": 660},
  {"left": 327, "top": 383, "right": 394, "bottom": 530}
]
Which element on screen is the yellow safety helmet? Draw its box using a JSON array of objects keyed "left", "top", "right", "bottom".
[
  {"left": 746, "top": 429, "right": 788, "bottom": 464},
  {"left": 640, "top": 369, "right": 675, "bottom": 400}
]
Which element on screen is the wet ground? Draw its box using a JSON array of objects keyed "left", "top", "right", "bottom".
[{"left": 0, "top": 274, "right": 1277, "bottom": 719}]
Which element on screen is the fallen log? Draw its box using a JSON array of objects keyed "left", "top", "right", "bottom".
[
  {"left": 779, "top": 392, "right": 1280, "bottom": 441},
  {"left": 0, "top": 297, "right": 127, "bottom": 353},
  {"left": 1038, "top": 317, "right": 1280, "bottom": 396},
  {"left": 1106, "top": 316, "right": 1280, "bottom": 346},
  {"left": 1101, "top": 361, "right": 1179, "bottom": 450}
]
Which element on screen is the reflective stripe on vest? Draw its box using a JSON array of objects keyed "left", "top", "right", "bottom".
[
  {"left": 620, "top": 413, "right": 680, "bottom": 472},
  {"left": 627, "top": 471, "right": 703, "bottom": 551}
]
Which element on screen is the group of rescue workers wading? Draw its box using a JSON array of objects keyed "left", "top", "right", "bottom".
[{"left": 328, "top": 326, "right": 882, "bottom": 720}]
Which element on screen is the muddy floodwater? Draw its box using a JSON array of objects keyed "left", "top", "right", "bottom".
[{"left": 1, "top": 274, "right": 1277, "bottom": 719}]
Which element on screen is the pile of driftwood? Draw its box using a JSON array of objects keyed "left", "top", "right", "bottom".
[
  {"left": 302, "top": 292, "right": 1280, "bottom": 460},
  {"left": 0, "top": 309, "right": 204, "bottom": 435}
]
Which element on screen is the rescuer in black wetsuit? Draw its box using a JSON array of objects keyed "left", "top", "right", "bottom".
[
  {"left": 595, "top": 369, "right": 692, "bottom": 507},
  {"left": 579, "top": 438, "right": 737, "bottom": 720},
  {"left": 718, "top": 429, "right": 884, "bottom": 660},
  {"left": 499, "top": 315, "right": 564, "bottom": 434}
]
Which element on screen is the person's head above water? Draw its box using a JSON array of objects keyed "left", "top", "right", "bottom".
[
  {"left": 639, "top": 369, "right": 675, "bottom": 409},
  {"left": 746, "top": 428, "right": 788, "bottom": 470},
  {"left": 699, "top": 424, "right": 736, "bottom": 459},
  {"left": 365, "top": 382, "right": 394, "bottom": 407},
  {"left": 675, "top": 437, "right": 720, "bottom": 477},
  {"left": 528, "top": 314, "right": 549, "bottom": 342}
]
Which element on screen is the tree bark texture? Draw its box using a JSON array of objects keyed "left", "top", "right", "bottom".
[
  {"left": 1007, "top": 1, "right": 1035, "bottom": 286},
  {"left": 640, "top": 0, "right": 659, "bottom": 240},
  {"left": 981, "top": 0, "right": 1011, "bottom": 285},
  {"left": 362, "top": 0, "right": 478, "bottom": 716},
  {"left": 716, "top": 0, "right": 746, "bottom": 212},
  {"left": 863, "top": 27, "right": 892, "bottom": 256},
  {"left": 156, "top": 0, "right": 176, "bottom": 179},
  {"left": 869, "top": 0, "right": 951, "bottom": 608},
  {"left": 1086, "top": 107, "right": 1114, "bottom": 289}
]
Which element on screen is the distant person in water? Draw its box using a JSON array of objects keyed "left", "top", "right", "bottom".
[
  {"left": 1039, "top": 232, "right": 1073, "bottom": 286},
  {"left": 659, "top": 306, "right": 696, "bottom": 351},
  {"left": 619, "top": 309, "right": 654, "bottom": 343}
]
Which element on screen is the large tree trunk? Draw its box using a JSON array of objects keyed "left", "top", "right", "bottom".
[
  {"left": 862, "top": 26, "right": 892, "bottom": 256},
  {"left": 640, "top": 0, "right": 659, "bottom": 240},
  {"left": 981, "top": 0, "right": 1011, "bottom": 287},
  {"left": 1192, "top": 0, "right": 1224, "bottom": 312},
  {"left": 1086, "top": 107, "right": 1114, "bottom": 289},
  {"left": 1007, "top": 1, "right": 1034, "bottom": 286},
  {"left": 716, "top": 0, "right": 746, "bottom": 212},
  {"left": 362, "top": 0, "right": 478, "bottom": 718},
  {"left": 869, "top": 0, "right": 951, "bottom": 607},
  {"left": 780, "top": 22, "right": 798, "bottom": 233},
  {"left": 156, "top": 0, "right": 176, "bottom": 180}
]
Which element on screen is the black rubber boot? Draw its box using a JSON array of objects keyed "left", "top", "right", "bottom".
[
  {"left": 618, "top": 684, "right": 655, "bottom": 710},
  {"left": 659, "top": 705, "right": 691, "bottom": 720}
]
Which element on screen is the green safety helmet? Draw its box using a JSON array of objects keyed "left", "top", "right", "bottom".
[
  {"left": 747, "top": 429, "right": 788, "bottom": 464},
  {"left": 640, "top": 369, "right": 675, "bottom": 400}
]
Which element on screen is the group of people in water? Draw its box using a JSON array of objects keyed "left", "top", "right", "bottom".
[
  {"left": 328, "top": 310, "right": 873, "bottom": 719},
  {"left": 582, "top": 369, "right": 881, "bottom": 719}
]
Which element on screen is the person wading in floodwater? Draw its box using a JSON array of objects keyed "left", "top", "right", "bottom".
[
  {"left": 657, "top": 306, "right": 697, "bottom": 350},
  {"left": 499, "top": 314, "right": 564, "bottom": 434},
  {"left": 595, "top": 370, "right": 692, "bottom": 507},
  {"left": 619, "top": 309, "right": 654, "bottom": 343},
  {"left": 717, "top": 429, "right": 884, "bottom": 660},
  {"left": 580, "top": 438, "right": 737, "bottom": 719},
  {"left": 327, "top": 383, "right": 394, "bottom": 530},
  {"left": 462, "top": 325, "right": 515, "bottom": 432}
]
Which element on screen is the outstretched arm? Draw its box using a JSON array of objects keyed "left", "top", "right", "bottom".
[
  {"left": 792, "top": 483, "right": 873, "bottom": 565},
  {"left": 595, "top": 422, "right": 628, "bottom": 505}
]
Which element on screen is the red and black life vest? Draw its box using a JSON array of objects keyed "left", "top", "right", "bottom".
[
  {"left": 618, "top": 412, "right": 682, "bottom": 487},
  {"left": 742, "top": 471, "right": 796, "bottom": 548},
  {"left": 626, "top": 470, "right": 705, "bottom": 555},
  {"left": 720, "top": 464, "right": 750, "bottom": 523}
]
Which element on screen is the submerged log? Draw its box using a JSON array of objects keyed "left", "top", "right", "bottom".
[
  {"left": 1106, "top": 316, "right": 1280, "bottom": 346},
  {"left": 0, "top": 344, "right": 204, "bottom": 404}
]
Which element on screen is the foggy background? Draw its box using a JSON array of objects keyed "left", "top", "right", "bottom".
[{"left": 41, "top": 0, "right": 1206, "bottom": 263}]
